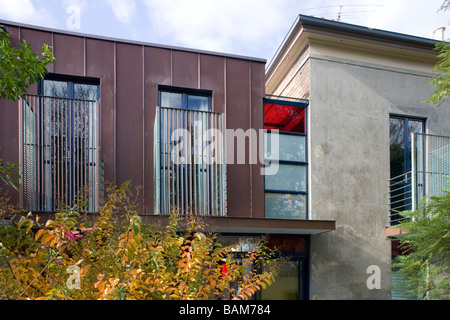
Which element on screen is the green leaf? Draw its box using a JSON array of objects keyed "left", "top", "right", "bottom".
[{"left": 132, "top": 223, "right": 140, "bottom": 236}]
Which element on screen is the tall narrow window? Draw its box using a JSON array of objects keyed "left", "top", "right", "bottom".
[
  {"left": 388, "top": 116, "right": 425, "bottom": 223},
  {"left": 21, "top": 78, "right": 100, "bottom": 212},
  {"left": 264, "top": 97, "right": 308, "bottom": 220},
  {"left": 155, "top": 88, "right": 225, "bottom": 216}
]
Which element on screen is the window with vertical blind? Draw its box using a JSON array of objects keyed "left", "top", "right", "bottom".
[
  {"left": 264, "top": 97, "right": 308, "bottom": 220},
  {"left": 155, "top": 87, "right": 226, "bottom": 216},
  {"left": 21, "top": 78, "right": 100, "bottom": 212}
]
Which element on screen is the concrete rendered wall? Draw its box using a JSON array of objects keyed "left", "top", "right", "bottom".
[{"left": 307, "top": 53, "right": 450, "bottom": 299}]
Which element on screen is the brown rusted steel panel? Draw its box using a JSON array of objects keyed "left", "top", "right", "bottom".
[
  {"left": 53, "top": 33, "right": 85, "bottom": 76},
  {"left": 250, "top": 61, "right": 266, "bottom": 218},
  {"left": 200, "top": 54, "right": 225, "bottom": 113},
  {"left": 172, "top": 50, "right": 199, "bottom": 89},
  {"left": 0, "top": 100, "right": 20, "bottom": 203},
  {"left": 85, "top": 38, "right": 116, "bottom": 184},
  {"left": 143, "top": 47, "right": 172, "bottom": 214},
  {"left": 225, "top": 58, "right": 251, "bottom": 217},
  {"left": 116, "top": 43, "right": 144, "bottom": 189},
  {"left": 19, "top": 28, "right": 54, "bottom": 74}
]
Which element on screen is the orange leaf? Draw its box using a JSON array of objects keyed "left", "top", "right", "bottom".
[
  {"left": 35, "top": 228, "right": 47, "bottom": 241},
  {"left": 42, "top": 233, "right": 56, "bottom": 244}
]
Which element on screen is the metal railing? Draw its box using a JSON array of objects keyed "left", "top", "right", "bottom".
[
  {"left": 154, "top": 107, "right": 226, "bottom": 216},
  {"left": 388, "top": 172, "right": 413, "bottom": 225},
  {"left": 388, "top": 133, "right": 450, "bottom": 226},
  {"left": 20, "top": 95, "right": 100, "bottom": 213}
]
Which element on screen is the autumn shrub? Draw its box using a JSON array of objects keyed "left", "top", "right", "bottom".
[{"left": 0, "top": 182, "right": 278, "bottom": 300}]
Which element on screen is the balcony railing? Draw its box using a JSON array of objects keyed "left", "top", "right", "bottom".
[
  {"left": 154, "top": 107, "right": 226, "bottom": 216},
  {"left": 388, "top": 172, "right": 413, "bottom": 225},
  {"left": 388, "top": 133, "right": 450, "bottom": 226},
  {"left": 19, "top": 95, "right": 100, "bottom": 213}
]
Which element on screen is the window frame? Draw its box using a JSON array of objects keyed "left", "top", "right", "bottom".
[
  {"left": 39, "top": 76, "right": 100, "bottom": 100},
  {"left": 155, "top": 86, "right": 225, "bottom": 216},
  {"left": 263, "top": 97, "right": 309, "bottom": 220},
  {"left": 389, "top": 115, "right": 426, "bottom": 177},
  {"left": 21, "top": 76, "right": 101, "bottom": 212},
  {"left": 158, "top": 86, "right": 212, "bottom": 112}
]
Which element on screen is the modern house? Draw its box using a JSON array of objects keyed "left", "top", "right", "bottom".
[
  {"left": 266, "top": 15, "right": 450, "bottom": 299},
  {"left": 0, "top": 14, "right": 449, "bottom": 300}
]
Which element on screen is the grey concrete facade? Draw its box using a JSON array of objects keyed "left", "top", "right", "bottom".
[{"left": 266, "top": 15, "right": 450, "bottom": 299}]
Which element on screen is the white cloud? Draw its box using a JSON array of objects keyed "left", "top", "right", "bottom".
[
  {"left": 142, "top": 0, "right": 297, "bottom": 58},
  {"left": 0, "top": 0, "right": 56, "bottom": 27},
  {"left": 107, "top": 0, "right": 136, "bottom": 24}
]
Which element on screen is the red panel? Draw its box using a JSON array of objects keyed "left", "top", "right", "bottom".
[
  {"left": 264, "top": 103, "right": 306, "bottom": 133},
  {"left": 266, "top": 236, "right": 307, "bottom": 253}
]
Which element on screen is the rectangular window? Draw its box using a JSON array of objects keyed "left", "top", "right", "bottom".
[
  {"left": 388, "top": 115, "right": 425, "bottom": 224},
  {"left": 21, "top": 78, "right": 100, "bottom": 212},
  {"left": 264, "top": 98, "right": 308, "bottom": 220},
  {"left": 155, "top": 87, "right": 225, "bottom": 216}
]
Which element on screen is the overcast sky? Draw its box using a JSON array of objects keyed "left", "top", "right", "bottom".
[{"left": 0, "top": 0, "right": 449, "bottom": 61}]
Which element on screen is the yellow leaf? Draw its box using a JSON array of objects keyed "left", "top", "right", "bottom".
[
  {"left": 36, "top": 297, "right": 46, "bottom": 300},
  {"left": 26, "top": 221, "right": 34, "bottom": 234},
  {"left": 49, "top": 235, "right": 59, "bottom": 247},
  {"left": 17, "top": 216, "right": 26, "bottom": 229},
  {"left": 35, "top": 229, "right": 47, "bottom": 241},
  {"left": 42, "top": 233, "right": 56, "bottom": 244},
  {"left": 45, "top": 219, "right": 54, "bottom": 228}
]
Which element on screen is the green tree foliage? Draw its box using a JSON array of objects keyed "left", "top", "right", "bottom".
[
  {"left": 0, "top": 28, "right": 55, "bottom": 189},
  {"left": 425, "top": 41, "right": 450, "bottom": 107},
  {"left": 0, "top": 182, "right": 279, "bottom": 300},
  {"left": 392, "top": 185, "right": 450, "bottom": 299},
  {"left": 0, "top": 28, "right": 55, "bottom": 101},
  {"left": 425, "top": 0, "right": 450, "bottom": 107}
]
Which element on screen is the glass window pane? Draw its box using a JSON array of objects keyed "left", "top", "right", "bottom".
[
  {"left": 390, "top": 118, "right": 405, "bottom": 178},
  {"left": 265, "top": 132, "right": 305, "bottom": 162},
  {"left": 265, "top": 164, "right": 306, "bottom": 192},
  {"left": 74, "top": 83, "right": 98, "bottom": 100},
  {"left": 260, "top": 260, "right": 299, "bottom": 300},
  {"left": 160, "top": 92, "right": 183, "bottom": 109},
  {"left": 43, "top": 80, "right": 68, "bottom": 98},
  {"left": 265, "top": 193, "right": 306, "bottom": 219},
  {"left": 188, "top": 95, "right": 209, "bottom": 111},
  {"left": 264, "top": 103, "right": 305, "bottom": 133}
]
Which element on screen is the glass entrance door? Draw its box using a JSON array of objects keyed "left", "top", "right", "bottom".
[{"left": 259, "top": 257, "right": 307, "bottom": 300}]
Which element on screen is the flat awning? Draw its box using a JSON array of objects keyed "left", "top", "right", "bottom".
[{"left": 143, "top": 215, "right": 336, "bottom": 235}]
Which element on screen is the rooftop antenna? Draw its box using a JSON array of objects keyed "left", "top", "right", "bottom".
[{"left": 337, "top": 5, "right": 344, "bottom": 22}]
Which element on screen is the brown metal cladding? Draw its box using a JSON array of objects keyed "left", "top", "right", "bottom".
[
  {"left": 144, "top": 47, "right": 172, "bottom": 214},
  {"left": 225, "top": 58, "right": 252, "bottom": 217},
  {"left": 115, "top": 43, "right": 144, "bottom": 189},
  {"left": 19, "top": 28, "right": 54, "bottom": 75},
  {"left": 0, "top": 21, "right": 268, "bottom": 219},
  {"left": 53, "top": 33, "right": 85, "bottom": 76},
  {"left": 250, "top": 61, "right": 265, "bottom": 218},
  {"left": 172, "top": 50, "right": 199, "bottom": 88},
  {"left": 85, "top": 39, "right": 116, "bottom": 184},
  {"left": 200, "top": 54, "right": 226, "bottom": 113},
  {"left": 0, "top": 99, "right": 20, "bottom": 203}
]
